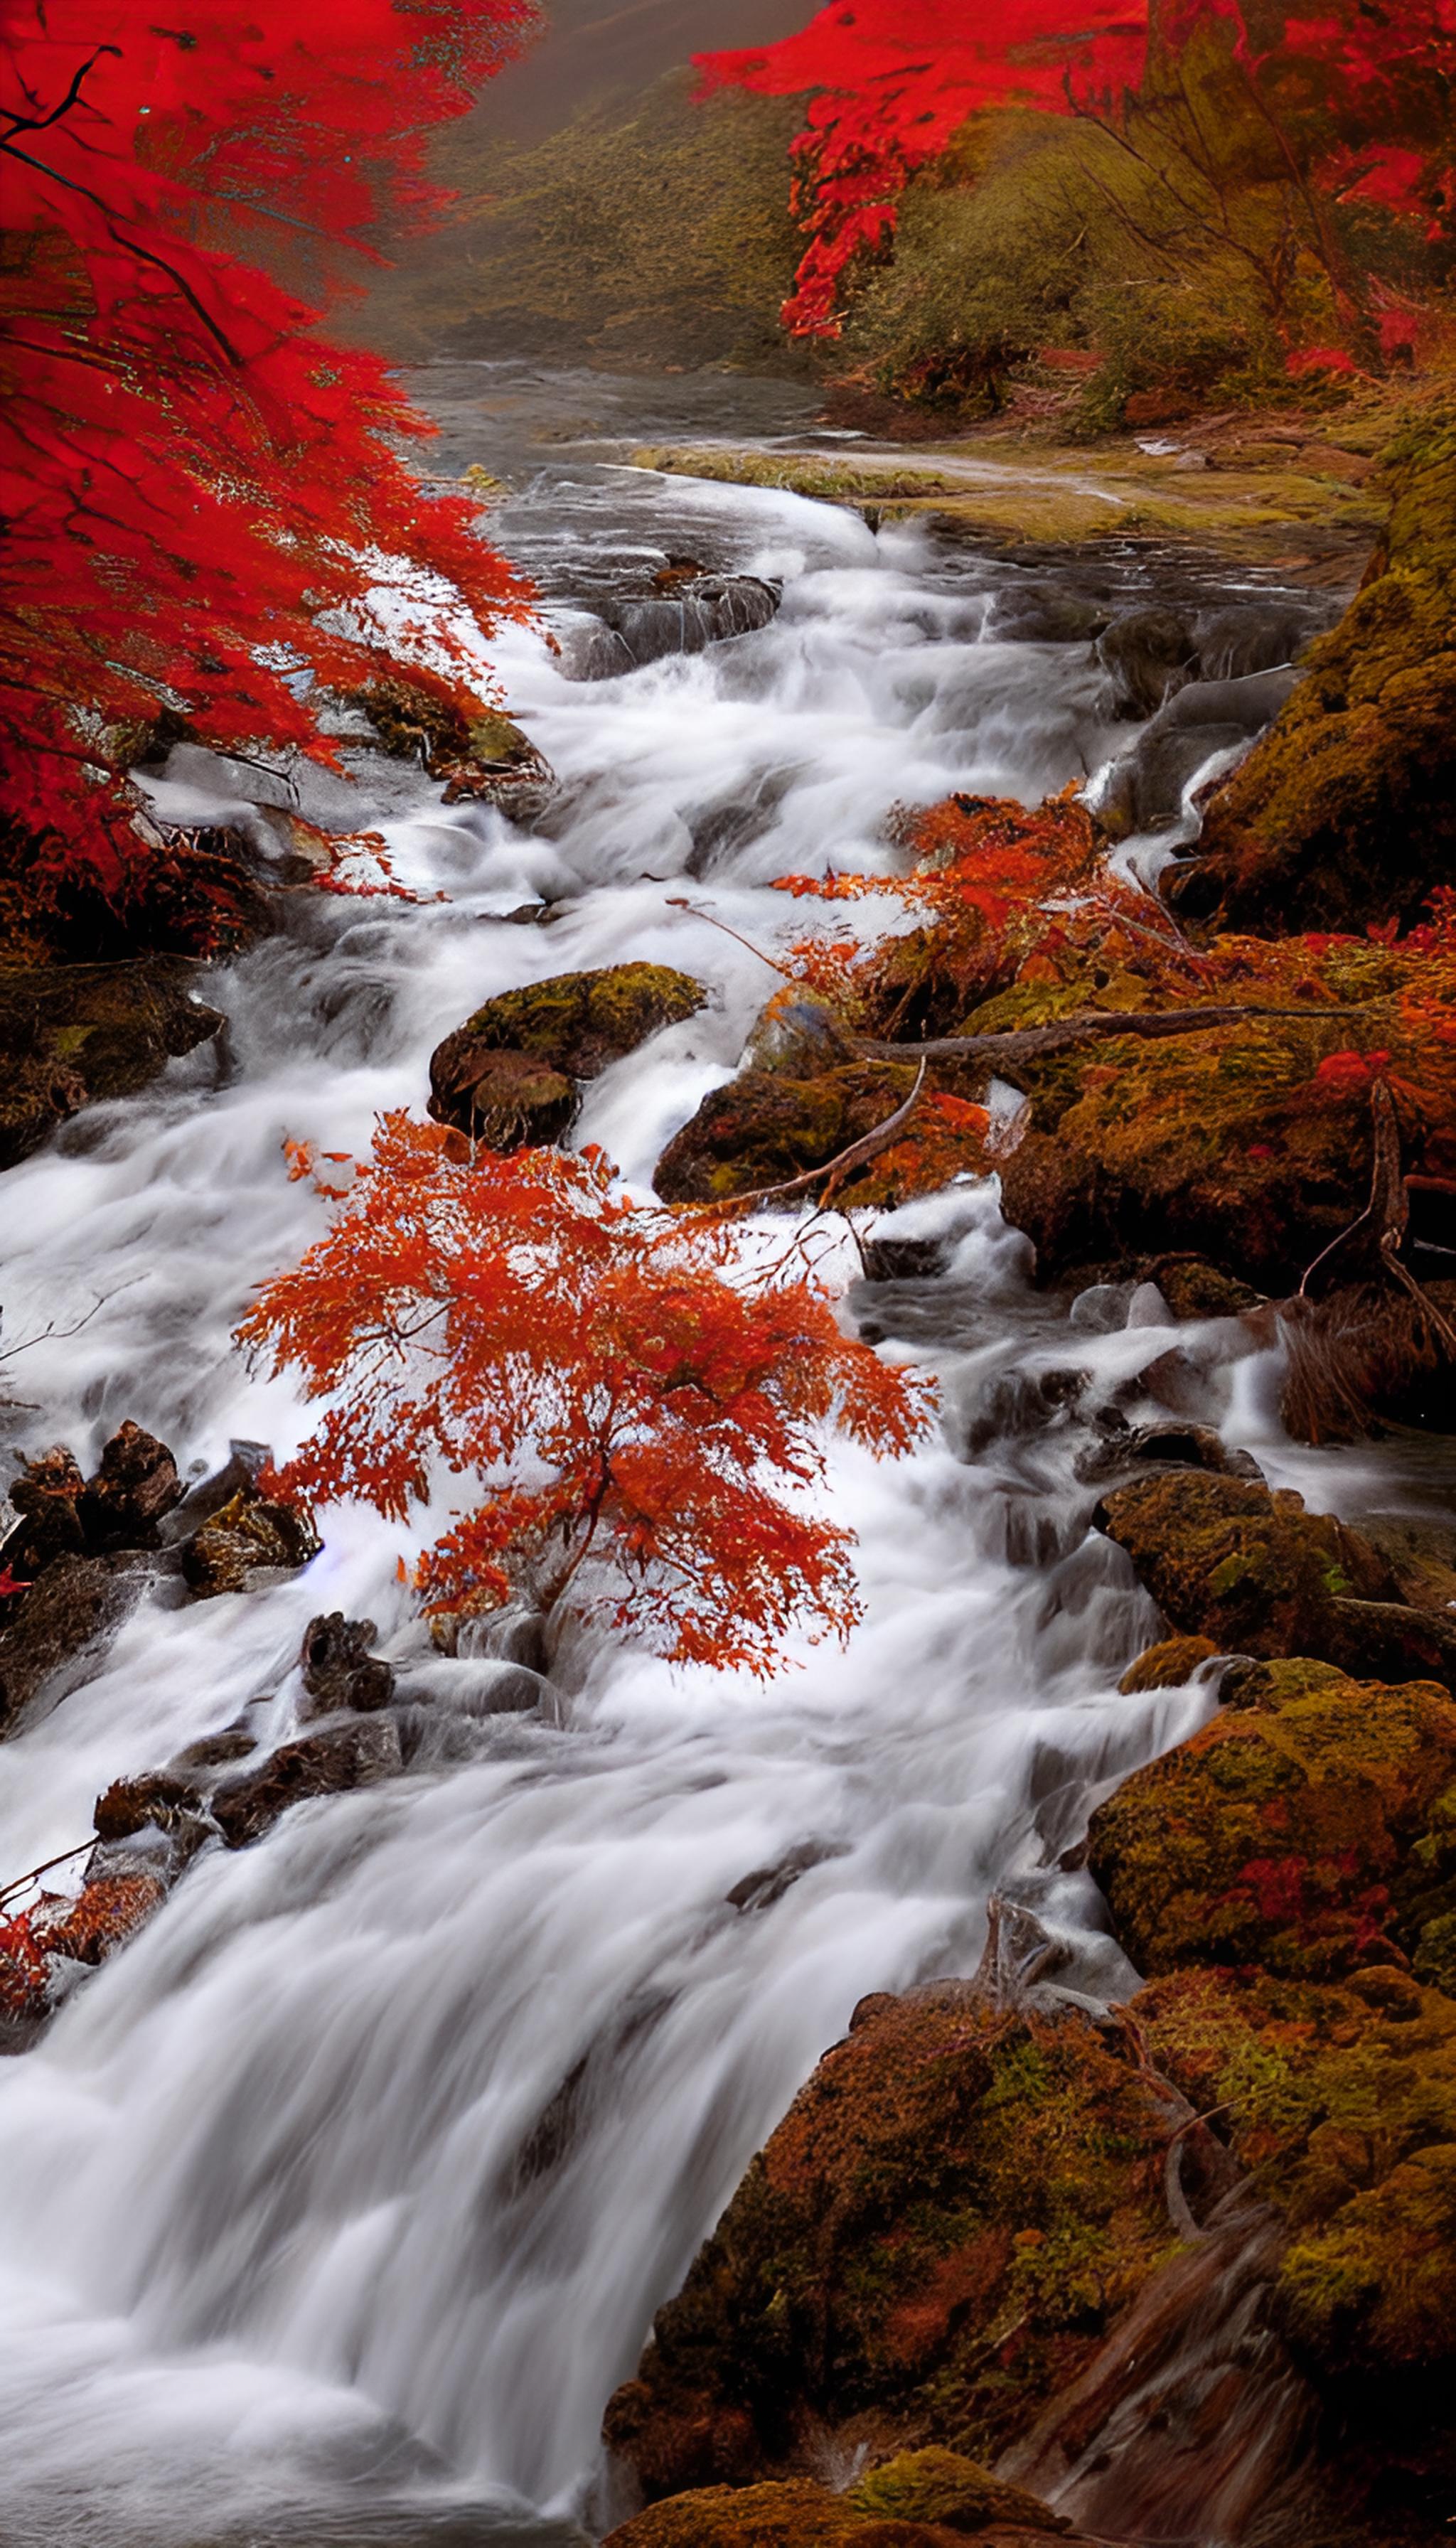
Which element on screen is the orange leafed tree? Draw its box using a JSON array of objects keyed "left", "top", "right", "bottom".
[{"left": 240, "top": 1117, "right": 930, "bottom": 1675}]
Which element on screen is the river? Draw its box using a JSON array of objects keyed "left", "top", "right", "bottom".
[{"left": 0, "top": 363, "right": 1383, "bottom": 2547}]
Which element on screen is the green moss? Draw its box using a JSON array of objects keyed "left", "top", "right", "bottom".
[
  {"left": 464, "top": 963, "right": 707, "bottom": 1078},
  {"left": 1171, "top": 412, "right": 1456, "bottom": 933}
]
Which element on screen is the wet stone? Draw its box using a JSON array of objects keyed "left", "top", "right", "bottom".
[
  {"left": 181, "top": 1490, "right": 321, "bottom": 1598},
  {"left": 210, "top": 1716, "right": 405, "bottom": 1847},
  {"left": 299, "top": 1612, "right": 395, "bottom": 1717}
]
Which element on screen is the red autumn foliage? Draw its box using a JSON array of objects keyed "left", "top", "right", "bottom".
[
  {"left": 240, "top": 1115, "right": 931, "bottom": 1675},
  {"left": 700, "top": 0, "right": 1455, "bottom": 337},
  {"left": 1, "top": 0, "right": 538, "bottom": 908}
]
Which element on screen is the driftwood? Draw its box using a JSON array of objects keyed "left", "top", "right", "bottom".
[{"left": 855, "top": 1000, "right": 1374, "bottom": 1070}]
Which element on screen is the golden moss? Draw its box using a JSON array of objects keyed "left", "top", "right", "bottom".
[{"left": 1090, "top": 1661, "right": 1456, "bottom": 1976}]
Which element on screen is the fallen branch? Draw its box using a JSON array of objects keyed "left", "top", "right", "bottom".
[
  {"left": 856, "top": 1001, "right": 1377, "bottom": 1069},
  {"left": 721, "top": 1061, "right": 928, "bottom": 1208}
]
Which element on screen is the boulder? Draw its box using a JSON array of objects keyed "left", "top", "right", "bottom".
[
  {"left": 1097, "top": 668, "right": 1300, "bottom": 838},
  {"left": 1136, "top": 1964, "right": 1456, "bottom": 2399},
  {"left": 427, "top": 1049, "right": 575, "bottom": 1151},
  {"left": 210, "top": 1715, "right": 403, "bottom": 1847},
  {"left": 573, "top": 574, "right": 781, "bottom": 680},
  {"left": 1142, "top": 1255, "right": 1262, "bottom": 1320},
  {"left": 299, "top": 1612, "right": 395, "bottom": 1716},
  {"left": 1166, "top": 416, "right": 1456, "bottom": 932},
  {"left": 995, "top": 1006, "right": 1385, "bottom": 1297},
  {"left": 1117, "top": 1634, "right": 1220, "bottom": 1693},
  {"left": 1088, "top": 1657, "right": 1456, "bottom": 1977},
  {"left": 353, "top": 678, "right": 554, "bottom": 812},
  {"left": 93, "top": 1771, "right": 204, "bottom": 1843},
  {"left": 1093, "top": 1471, "right": 1405, "bottom": 1664},
  {"left": 653, "top": 1069, "right": 849, "bottom": 1205},
  {"left": 652, "top": 1056, "right": 975, "bottom": 1210},
  {"left": 602, "top": 1984, "right": 1188, "bottom": 2498},
  {"left": 0, "top": 960, "right": 223, "bottom": 1169},
  {"left": 603, "top": 2453, "right": 1081, "bottom": 2545},
  {"left": 180, "top": 1489, "right": 321, "bottom": 1597},
  {"left": 429, "top": 963, "right": 707, "bottom": 1145}
]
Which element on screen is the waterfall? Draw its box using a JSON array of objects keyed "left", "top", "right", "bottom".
[{"left": 0, "top": 361, "right": 1339, "bottom": 2548}]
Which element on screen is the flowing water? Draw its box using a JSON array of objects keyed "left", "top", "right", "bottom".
[{"left": 0, "top": 365, "right": 1398, "bottom": 2548}]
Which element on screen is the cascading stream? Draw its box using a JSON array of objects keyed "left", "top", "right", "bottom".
[{"left": 0, "top": 364, "right": 1371, "bottom": 2548}]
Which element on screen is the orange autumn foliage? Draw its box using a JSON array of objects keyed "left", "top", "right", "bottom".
[{"left": 240, "top": 1115, "right": 931, "bottom": 1675}]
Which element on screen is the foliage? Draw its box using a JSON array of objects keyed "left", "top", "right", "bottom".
[
  {"left": 372, "top": 68, "right": 805, "bottom": 368},
  {"left": 240, "top": 1115, "right": 929, "bottom": 1675},
  {"left": 1, "top": 0, "right": 538, "bottom": 911},
  {"left": 700, "top": 0, "right": 1455, "bottom": 380},
  {"left": 696, "top": 0, "right": 1150, "bottom": 338}
]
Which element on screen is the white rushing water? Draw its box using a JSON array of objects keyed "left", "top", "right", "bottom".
[{"left": 0, "top": 369, "right": 1373, "bottom": 2548}]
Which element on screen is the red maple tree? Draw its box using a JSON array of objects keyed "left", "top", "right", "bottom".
[
  {"left": 1, "top": 0, "right": 538, "bottom": 910},
  {"left": 699, "top": 0, "right": 1455, "bottom": 340},
  {"left": 240, "top": 1117, "right": 931, "bottom": 1675}
]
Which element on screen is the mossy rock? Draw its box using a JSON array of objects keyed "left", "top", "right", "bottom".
[
  {"left": 847, "top": 2447, "right": 1069, "bottom": 2532},
  {"left": 603, "top": 2458, "right": 1081, "bottom": 2544},
  {"left": 1091, "top": 1470, "right": 1456, "bottom": 1695},
  {"left": 1117, "top": 1634, "right": 1220, "bottom": 1693},
  {"left": 353, "top": 678, "right": 552, "bottom": 805},
  {"left": 0, "top": 960, "right": 223, "bottom": 1170},
  {"left": 429, "top": 963, "right": 707, "bottom": 1144},
  {"left": 995, "top": 1005, "right": 1397, "bottom": 1296},
  {"left": 1135, "top": 1964, "right": 1456, "bottom": 2397},
  {"left": 653, "top": 1056, "right": 987, "bottom": 1209},
  {"left": 1169, "top": 414, "right": 1456, "bottom": 933},
  {"left": 602, "top": 1985, "right": 1186, "bottom": 2497},
  {"left": 1089, "top": 1659, "right": 1456, "bottom": 1976}
]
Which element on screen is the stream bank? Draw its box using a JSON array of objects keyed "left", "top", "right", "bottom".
[{"left": 0, "top": 363, "right": 1452, "bottom": 2548}]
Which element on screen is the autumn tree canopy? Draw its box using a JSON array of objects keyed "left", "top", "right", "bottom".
[
  {"left": 241, "top": 1120, "right": 930, "bottom": 1675},
  {"left": 699, "top": 0, "right": 1455, "bottom": 340},
  {"left": 1, "top": 0, "right": 538, "bottom": 907}
]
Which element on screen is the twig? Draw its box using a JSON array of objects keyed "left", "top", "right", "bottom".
[
  {"left": 0, "top": 1841, "right": 92, "bottom": 1910},
  {"left": 665, "top": 898, "right": 792, "bottom": 978},
  {"left": 721, "top": 1061, "right": 928, "bottom": 1208}
]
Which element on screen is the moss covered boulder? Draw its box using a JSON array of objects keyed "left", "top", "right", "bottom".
[
  {"left": 994, "top": 1000, "right": 1398, "bottom": 1297},
  {"left": 429, "top": 963, "right": 706, "bottom": 1145},
  {"left": 353, "top": 677, "right": 553, "bottom": 809},
  {"left": 603, "top": 1985, "right": 1187, "bottom": 2499},
  {"left": 1167, "top": 414, "right": 1456, "bottom": 934},
  {"left": 1092, "top": 1470, "right": 1456, "bottom": 1691},
  {"left": 0, "top": 960, "right": 223, "bottom": 1169},
  {"left": 1135, "top": 1964, "right": 1456, "bottom": 2402},
  {"left": 604, "top": 2451, "right": 1081, "bottom": 2546},
  {"left": 1089, "top": 1658, "right": 1456, "bottom": 1977}
]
